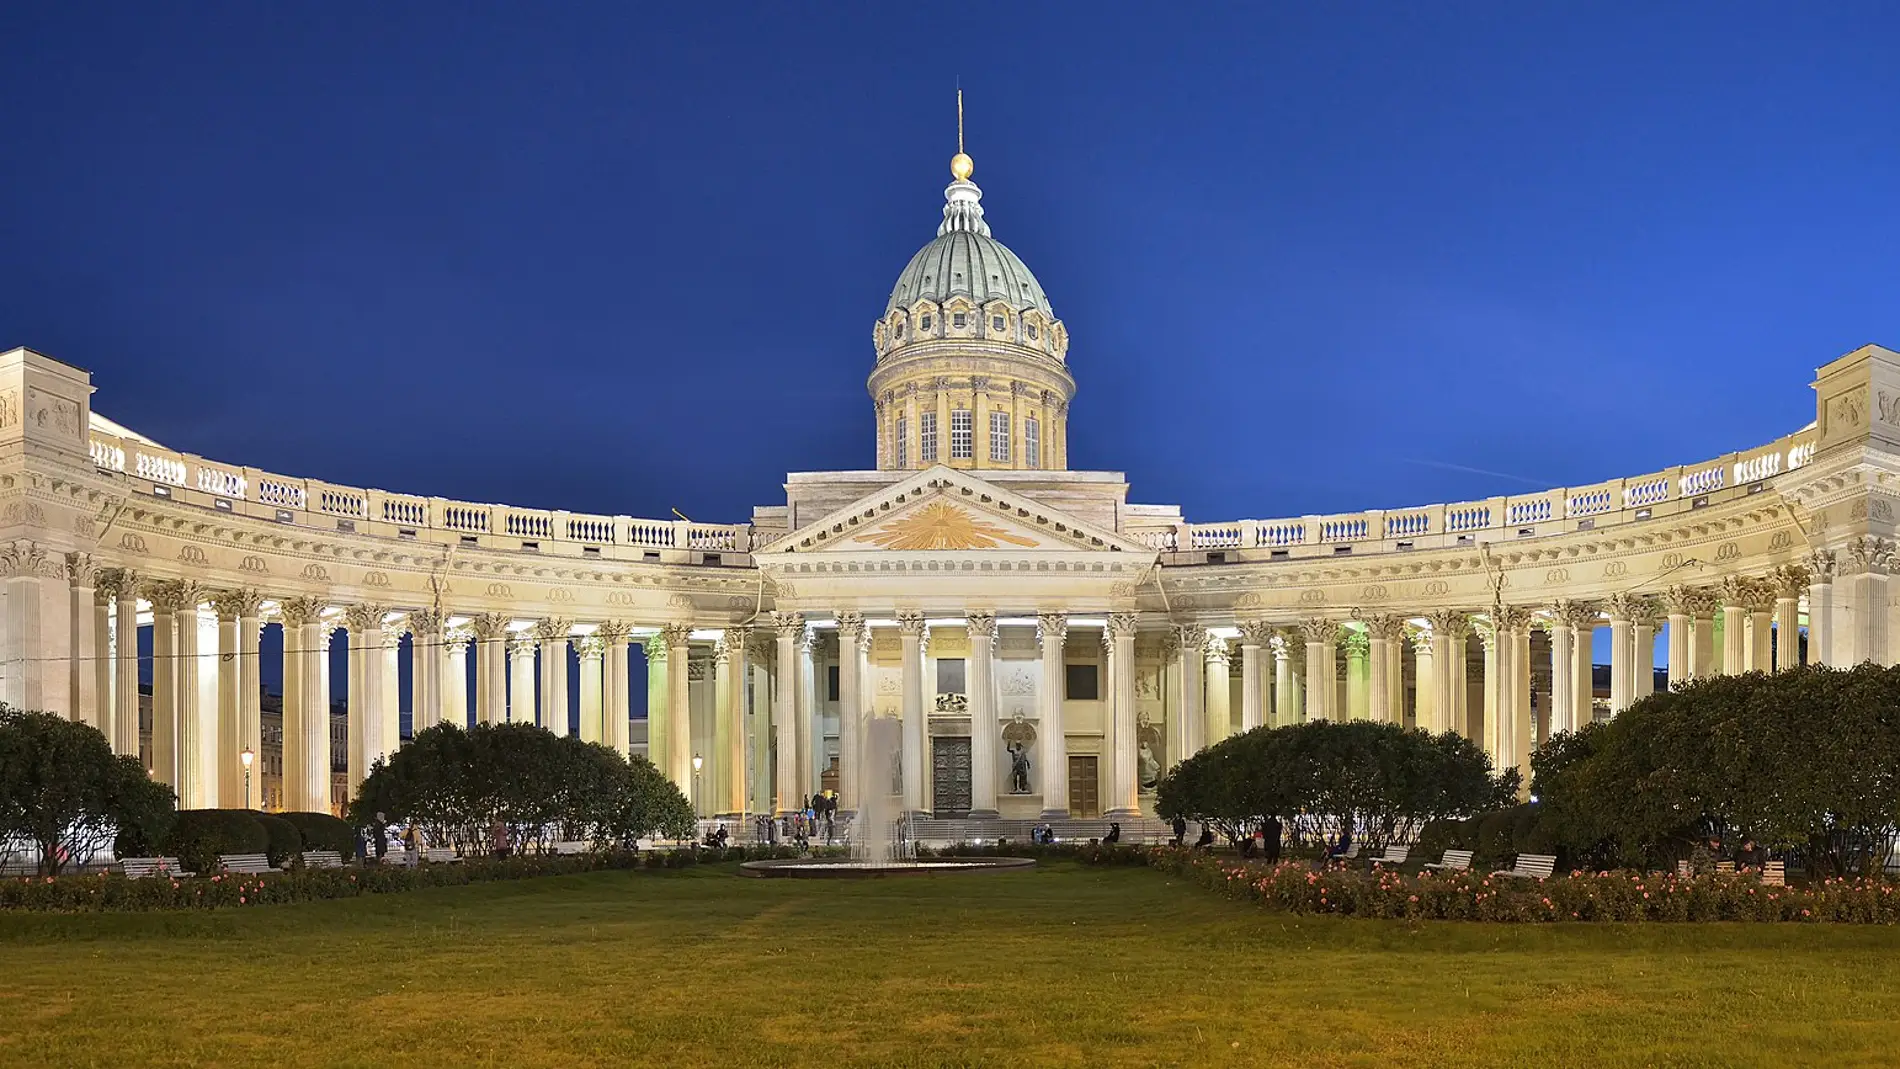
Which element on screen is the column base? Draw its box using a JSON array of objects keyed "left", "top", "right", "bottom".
[
  {"left": 1104, "top": 806, "right": 1143, "bottom": 820},
  {"left": 1037, "top": 807, "right": 1071, "bottom": 820},
  {"left": 963, "top": 808, "right": 1001, "bottom": 821}
]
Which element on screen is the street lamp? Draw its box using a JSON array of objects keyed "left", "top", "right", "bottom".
[
  {"left": 691, "top": 753, "right": 705, "bottom": 838},
  {"left": 239, "top": 747, "right": 255, "bottom": 810}
]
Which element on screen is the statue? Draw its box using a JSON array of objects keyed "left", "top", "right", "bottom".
[
  {"left": 1137, "top": 739, "right": 1160, "bottom": 792},
  {"left": 1006, "top": 740, "right": 1032, "bottom": 794}
]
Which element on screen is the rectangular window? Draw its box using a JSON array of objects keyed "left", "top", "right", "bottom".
[
  {"left": 827, "top": 664, "right": 840, "bottom": 702},
  {"left": 919, "top": 411, "right": 938, "bottom": 462},
  {"left": 919, "top": 315, "right": 932, "bottom": 332},
  {"left": 895, "top": 415, "right": 908, "bottom": 467},
  {"left": 992, "top": 315, "right": 1006, "bottom": 332},
  {"left": 952, "top": 312, "right": 967, "bottom": 329},
  {"left": 951, "top": 408, "right": 973, "bottom": 459},
  {"left": 936, "top": 658, "right": 965, "bottom": 695},
  {"left": 1065, "top": 663, "right": 1099, "bottom": 700},
  {"left": 990, "top": 411, "right": 1010, "bottom": 462},
  {"left": 1026, "top": 323, "right": 1039, "bottom": 341},
  {"left": 1025, "top": 416, "right": 1040, "bottom": 469}
]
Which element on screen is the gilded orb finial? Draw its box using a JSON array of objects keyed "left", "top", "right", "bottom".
[{"left": 950, "top": 151, "right": 974, "bottom": 181}]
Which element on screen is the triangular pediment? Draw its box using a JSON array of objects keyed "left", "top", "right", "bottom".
[{"left": 758, "top": 466, "right": 1153, "bottom": 556}]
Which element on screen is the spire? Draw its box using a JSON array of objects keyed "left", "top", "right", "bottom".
[{"left": 940, "top": 87, "right": 989, "bottom": 237}]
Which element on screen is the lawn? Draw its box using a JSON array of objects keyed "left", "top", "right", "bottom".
[{"left": 3, "top": 862, "right": 1899, "bottom": 1068}]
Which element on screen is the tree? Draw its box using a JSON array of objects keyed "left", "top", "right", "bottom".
[
  {"left": 0, "top": 707, "right": 175, "bottom": 875},
  {"left": 1156, "top": 720, "right": 1511, "bottom": 849},
  {"left": 1532, "top": 665, "right": 1900, "bottom": 874}
]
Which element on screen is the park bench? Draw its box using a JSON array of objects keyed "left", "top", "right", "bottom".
[
  {"left": 1715, "top": 861, "right": 1736, "bottom": 875},
  {"left": 1677, "top": 860, "right": 1693, "bottom": 877},
  {"left": 1491, "top": 853, "right": 1558, "bottom": 880},
  {"left": 1761, "top": 861, "right": 1786, "bottom": 888},
  {"left": 120, "top": 856, "right": 194, "bottom": 880},
  {"left": 300, "top": 850, "right": 345, "bottom": 869},
  {"left": 217, "top": 853, "right": 276, "bottom": 875},
  {"left": 1364, "top": 845, "right": 1409, "bottom": 868},
  {"left": 423, "top": 847, "right": 460, "bottom": 864},
  {"left": 553, "top": 840, "right": 589, "bottom": 856},
  {"left": 1422, "top": 849, "right": 1474, "bottom": 873}
]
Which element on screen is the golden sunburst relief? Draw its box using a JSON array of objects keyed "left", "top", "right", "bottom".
[{"left": 853, "top": 500, "right": 1041, "bottom": 550}]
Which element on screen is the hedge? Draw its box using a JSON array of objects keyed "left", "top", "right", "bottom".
[
  {"left": 0, "top": 844, "right": 841, "bottom": 913},
  {"left": 161, "top": 810, "right": 269, "bottom": 873},
  {"left": 253, "top": 814, "right": 302, "bottom": 867},
  {"left": 1126, "top": 846, "right": 1900, "bottom": 923},
  {"left": 277, "top": 811, "right": 354, "bottom": 861}
]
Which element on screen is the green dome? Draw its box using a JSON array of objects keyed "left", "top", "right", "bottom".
[{"left": 884, "top": 178, "right": 1053, "bottom": 318}]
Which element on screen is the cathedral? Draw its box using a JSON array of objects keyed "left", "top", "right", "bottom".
[{"left": 0, "top": 141, "right": 1891, "bottom": 825}]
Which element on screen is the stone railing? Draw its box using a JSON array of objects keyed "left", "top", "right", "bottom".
[
  {"left": 1136, "top": 427, "right": 1817, "bottom": 557},
  {"left": 86, "top": 422, "right": 752, "bottom": 559}
]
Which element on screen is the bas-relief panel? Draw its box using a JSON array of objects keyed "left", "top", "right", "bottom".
[{"left": 849, "top": 500, "right": 1042, "bottom": 551}]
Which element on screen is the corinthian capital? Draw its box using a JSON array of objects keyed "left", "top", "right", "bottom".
[
  {"left": 1036, "top": 612, "right": 1067, "bottom": 648},
  {"left": 1107, "top": 613, "right": 1141, "bottom": 641},
  {"left": 835, "top": 611, "right": 866, "bottom": 641},
  {"left": 1237, "top": 619, "right": 1274, "bottom": 647},
  {"left": 1425, "top": 610, "right": 1471, "bottom": 640},
  {"left": 1494, "top": 606, "right": 1533, "bottom": 633},
  {"left": 1552, "top": 599, "right": 1599, "bottom": 631},
  {"left": 1298, "top": 617, "right": 1339, "bottom": 645},
  {"left": 535, "top": 618, "right": 573, "bottom": 643},
  {"left": 1846, "top": 537, "right": 1895, "bottom": 575},
  {"left": 662, "top": 623, "right": 694, "bottom": 649},
  {"left": 1364, "top": 613, "right": 1407, "bottom": 642},
  {"left": 1807, "top": 550, "right": 1837, "bottom": 582},
  {"left": 471, "top": 612, "right": 512, "bottom": 640},
  {"left": 1664, "top": 584, "right": 1719, "bottom": 618},
  {"left": 342, "top": 603, "right": 387, "bottom": 633},
  {"left": 213, "top": 588, "right": 266, "bottom": 620},
  {"left": 966, "top": 611, "right": 998, "bottom": 638},
  {"left": 1767, "top": 565, "right": 1809, "bottom": 600},
  {"left": 894, "top": 611, "right": 926, "bottom": 637},
  {"left": 64, "top": 552, "right": 97, "bottom": 586},
  {"left": 279, "top": 596, "right": 324, "bottom": 627}
]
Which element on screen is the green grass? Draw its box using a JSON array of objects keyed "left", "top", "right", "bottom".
[{"left": 4, "top": 862, "right": 1900, "bottom": 1067}]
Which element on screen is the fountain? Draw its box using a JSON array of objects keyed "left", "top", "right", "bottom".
[{"left": 737, "top": 716, "right": 1035, "bottom": 878}]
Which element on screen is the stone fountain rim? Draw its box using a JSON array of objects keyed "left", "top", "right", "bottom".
[{"left": 735, "top": 856, "right": 1037, "bottom": 879}]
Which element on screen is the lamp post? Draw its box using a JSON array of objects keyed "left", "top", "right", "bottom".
[
  {"left": 239, "top": 747, "right": 255, "bottom": 810},
  {"left": 691, "top": 753, "right": 704, "bottom": 837}
]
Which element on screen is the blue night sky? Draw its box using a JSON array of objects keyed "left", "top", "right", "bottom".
[{"left": 3, "top": 4, "right": 1896, "bottom": 528}]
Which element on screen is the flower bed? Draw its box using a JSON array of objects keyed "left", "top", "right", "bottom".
[
  {"left": 1131, "top": 847, "right": 1900, "bottom": 923},
  {"left": 0, "top": 844, "right": 836, "bottom": 913}
]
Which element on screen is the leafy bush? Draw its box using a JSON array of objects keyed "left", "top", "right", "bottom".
[
  {"left": 1156, "top": 720, "right": 1517, "bottom": 850},
  {"left": 0, "top": 707, "right": 176, "bottom": 875},
  {"left": 277, "top": 811, "right": 353, "bottom": 860},
  {"left": 253, "top": 814, "right": 302, "bottom": 867},
  {"left": 161, "top": 810, "right": 268, "bottom": 873}
]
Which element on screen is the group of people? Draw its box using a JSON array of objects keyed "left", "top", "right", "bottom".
[{"left": 1168, "top": 815, "right": 1283, "bottom": 861}]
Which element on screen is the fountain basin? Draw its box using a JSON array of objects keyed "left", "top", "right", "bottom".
[{"left": 737, "top": 856, "right": 1036, "bottom": 879}]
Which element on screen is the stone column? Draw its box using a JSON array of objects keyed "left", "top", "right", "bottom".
[
  {"left": 1836, "top": 538, "right": 1894, "bottom": 666},
  {"left": 835, "top": 613, "right": 864, "bottom": 813},
  {"left": 1205, "top": 637, "right": 1233, "bottom": 746},
  {"left": 1106, "top": 613, "right": 1140, "bottom": 818},
  {"left": 444, "top": 626, "right": 471, "bottom": 730},
  {"left": 1689, "top": 592, "right": 1718, "bottom": 680},
  {"left": 894, "top": 612, "right": 926, "bottom": 816},
  {"left": 1300, "top": 618, "right": 1337, "bottom": 721},
  {"left": 718, "top": 626, "right": 749, "bottom": 817},
  {"left": 1664, "top": 589, "right": 1692, "bottom": 688},
  {"left": 1037, "top": 613, "right": 1069, "bottom": 819},
  {"left": 213, "top": 590, "right": 260, "bottom": 807},
  {"left": 1238, "top": 620, "right": 1269, "bottom": 732},
  {"left": 1607, "top": 594, "right": 1638, "bottom": 714},
  {"left": 318, "top": 622, "right": 338, "bottom": 812},
  {"left": 508, "top": 632, "right": 536, "bottom": 725},
  {"left": 773, "top": 612, "right": 804, "bottom": 815},
  {"left": 578, "top": 634, "right": 605, "bottom": 745},
  {"left": 1341, "top": 627, "right": 1370, "bottom": 721},
  {"left": 967, "top": 612, "right": 999, "bottom": 819},
  {"left": 1408, "top": 626, "right": 1435, "bottom": 732},
  {"left": 1719, "top": 578, "right": 1750, "bottom": 676},
  {"left": 1548, "top": 604, "right": 1577, "bottom": 737},
  {"left": 343, "top": 605, "right": 385, "bottom": 799},
  {"left": 1284, "top": 631, "right": 1308, "bottom": 724},
  {"left": 644, "top": 634, "right": 668, "bottom": 771},
  {"left": 798, "top": 629, "right": 820, "bottom": 804},
  {"left": 472, "top": 613, "right": 509, "bottom": 726},
  {"left": 280, "top": 598, "right": 319, "bottom": 812},
  {"left": 664, "top": 623, "right": 693, "bottom": 789},
  {"left": 1170, "top": 624, "right": 1205, "bottom": 757},
  {"left": 1426, "top": 612, "right": 1464, "bottom": 734},
  {"left": 1451, "top": 629, "right": 1472, "bottom": 736},
  {"left": 1746, "top": 592, "right": 1773, "bottom": 674},
  {"left": 173, "top": 587, "right": 215, "bottom": 810},
  {"left": 1807, "top": 552, "right": 1835, "bottom": 667},
  {"left": 536, "top": 619, "right": 571, "bottom": 736},
  {"left": 66, "top": 554, "right": 98, "bottom": 728},
  {"left": 1478, "top": 622, "right": 1501, "bottom": 765},
  {"left": 1771, "top": 566, "right": 1805, "bottom": 671},
  {"left": 380, "top": 616, "right": 405, "bottom": 759},
  {"left": 1, "top": 543, "right": 69, "bottom": 716},
  {"left": 1365, "top": 615, "right": 1398, "bottom": 725},
  {"left": 107, "top": 570, "right": 141, "bottom": 758},
  {"left": 599, "top": 622, "right": 631, "bottom": 755},
  {"left": 1508, "top": 610, "right": 1533, "bottom": 775},
  {"left": 409, "top": 610, "right": 443, "bottom": 734},
  {"left": 1633, "top": 608, "right": 1658, "bottom": 701}
]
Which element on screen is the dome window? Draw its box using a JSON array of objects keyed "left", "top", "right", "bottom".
[
  {"left": 895, "top": 321, "right": 906, "bottom": 339},
  {"left": 920, "top": 315, "right": 932, "bottom": 331},
  {"left": 953, "top": 312, "right": 967, "bottom": 329},
  {"left": 1026, "top": 324, "right": 1039, "bottom": 341},
  {"left": 992, "top": 315, "right": 1006, "bottom": 332}
]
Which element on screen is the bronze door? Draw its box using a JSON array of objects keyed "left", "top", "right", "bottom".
[
  {"left": 1067, "top": 755, "right": 1099, "bottom": 818},
  {"left": 931, "top": 737, "right": 972, "bottom": 817}
]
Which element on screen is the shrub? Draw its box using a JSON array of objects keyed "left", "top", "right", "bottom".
[
  {"left": 1474, "top": 807, "right": 1521, "bottom": 865},
  {"left": 253, "top": 814, "right": 302, "bottom": 868},
  {"left": 278, "top": 812, "right": 354, "bottom": 860},
  {"left": 0, "top": 708, "right": 176, "bottom": 875},
  {"left": 161, "top": 810, "right": 268, "bottom": 873},
  {"left": 1413, "top": 819, "right": 1461, "bottom": 862}
]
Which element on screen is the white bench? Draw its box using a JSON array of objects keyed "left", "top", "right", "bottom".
[
  {"left": 552, "top": 840, "right": 589, "bottom": 856},
  {"left": 1366, "top": 845, "right": 1409, "bottom": 867},
  {"left": 1492, "top": 853, "right": 1558, "bottom": 880},
  {"left": 1761, "top": 860, "right": 1786, "bottom": 888},
  {"left": 1422, "top": 849, "right": 1474, "bottom": 873},
  {"left": 423, "top": 846, "right": 460, "bottom": 864},
  {"left": 301, "top": 850, "right": 345, "bottom": 869},
  {"left": 217, "top": 853, "right": 275, "bottom": 875},
  {"left": 120, "top": 856, "right": 194, "bottom": 879}
]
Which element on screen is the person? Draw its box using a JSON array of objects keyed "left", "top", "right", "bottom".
[
  {"left": 1194, "top": 823, "right": 1214, "bottom": 849},
  {"left": 1171, "top": 816, "right": 1187, "bottom": 847},
  {"left": 372, "top": 812, "right": 389, "bottom": 863},
  {"left": 1262, "top": 815, "right": 1284, "bottom": 863},
  {"left": 353, "top": 826, "right": 369, "bottom": 863},
  {"left": 402, "top": 824, "right": 421, "bottom": 867},
  {"left": 823, "top": 811, "right": 835, "bottom": 846},
  {"left": 1104, "top": 822, "right": 1121, "bottom": 845},
  {"left": 715, "top": 824, "right": 730, "bottom": 848},
  {"left": 1736, "top": 838, "right": 1766, "bottom": 870},
  {"left": 490, "top": 819, "right": 510, "bottom": 860},
  {"left": 1326, "top": 825, "right": 1353, "bottom": 863}
]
